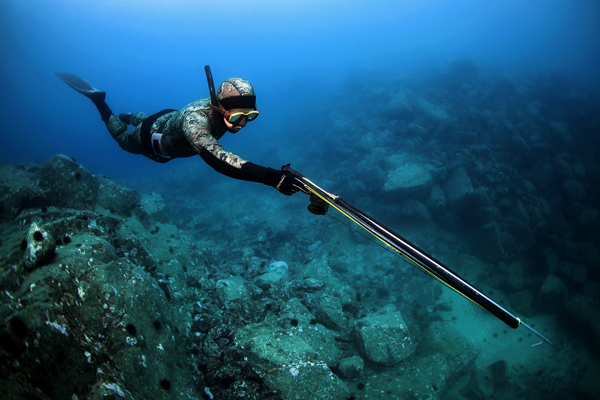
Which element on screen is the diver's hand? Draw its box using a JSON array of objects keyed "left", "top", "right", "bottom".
[{"left": 263, "top": 168, "right": 301, "bottom": 196}]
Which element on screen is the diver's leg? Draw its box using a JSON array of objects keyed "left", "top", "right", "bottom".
[
  {"left": 118, "top": 112, "right": 148, "bottom": 127},
  {"left": 54, "top": 73, "right": 148, "bottom": 155},
  {"left": 104, "top": 113, "right": 149, "bottom": 155}
]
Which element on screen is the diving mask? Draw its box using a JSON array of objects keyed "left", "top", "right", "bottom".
[{"left": 227, "top": 109, "right": 259, "bottom": 124}]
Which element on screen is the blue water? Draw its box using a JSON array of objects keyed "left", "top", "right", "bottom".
[
  {"left": 1, "top": 0, "right": 598, "bottom": 179},
  {"left": 2, "top": 2, "right": 600, "bottom": 398}
]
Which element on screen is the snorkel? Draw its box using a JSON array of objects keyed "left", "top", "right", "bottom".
[
  {"left": 204, "top": 65, "right": 231, "bottom": 120},
  {"left": 204, "top": 65, "right": 218, "bottom": 107}
]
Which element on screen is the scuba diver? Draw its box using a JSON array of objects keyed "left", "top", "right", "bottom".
[{"left": 54, "top": 69, "right": 300, "bottom": 196}]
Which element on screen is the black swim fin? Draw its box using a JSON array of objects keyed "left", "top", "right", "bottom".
[{"left": 55, "top": 72, "right": 106, "bottom": 104}]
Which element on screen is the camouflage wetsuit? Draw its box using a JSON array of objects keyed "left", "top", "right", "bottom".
[{"left": 103, "top": 98, "right": 263, "bottom": 183}]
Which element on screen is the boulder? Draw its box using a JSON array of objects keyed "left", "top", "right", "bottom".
[
  {"left": 564, "top": 295, "right": 600, "bottom": 353},
  {"left": 426, "top": 184, "right": 447, "bottom": 216},
  {"left": 507, "top": 290, "right": 534, "bottom": 317},
  {"left": 0, "top": 164, "right": 49, "bottom": 220},
  {"left": 354, "top": 354, "right": 448, "bottom": 399},
  {"left": 510, "top": 135, "right": 536, "bottom": 165},
  {"left": 383, "top": 163, "right": 433, "bottom": 200},
  {"left": 537, "top": 274, "right": 568, "bottom": 312},
  {"left": 96, "top": 177, "right": 139, "bottom": 216},
  {"left": 400, "top": 199, "right": 432, "bottom": 220},
  {"left": 419, "top": 320, "right": 478, "bottom": 386},
  {"left": 407, "top": 122, "right": 429, "bottom": 138},
  {"left": 235, "top": 324, "right": 350, "bottom": 400},
  {"left": 338, "top": 356, "right": 364, "bottom": 378},
  {"left": 434, "top": 117, "right": 459, "bottom": 142},
  {"left": 354, "top": 305, "right": 415, "bottom": 366},
  {"left": 531, "top": 162, "right": 555, "bottom": 191},
  {"left": 471, "top": 223, "right": 504, "bottom": 262},
  {"left": 216, "top": 276, "right": 252, "bottom": 304},
  {"left": 139, "top": 193, "right": 169, "bottom": 223},
  {"left": 505, "top": 221, "right": 537, "bottom": 253},
  {"left": 505, "top": 261, "right": 525, "bottom": 291},
  {"left": 579, "top": 207, "right": 600, "bottom": 232},
  {"left": 443, "top": 166, "right": 477, "bottom": 213},
  {"left": 279, "top": 299, "right": 342, "bottom": 368},
  {"left": 38, "top": 154, "right": 99, "bottom": 210},
  {"left": 416, "top": 98, "right": 450, "bottom": 124},
  {"left": 293, "top": 256, "right": 359, "bottom": 315},
  {"left": 561, "top": 179, "right": 586, "bottom": 202},
  {"left": 387, "top": 90, "right": 416, "bottom": 116},
  {"left": 564, "top": 240, "right": 600, "bottom": 267},
  {"left": 304, "top": 293, "right": 350, "bottom": 333},
  {"left": 558, "top": 262, "right": 587, "bottom": 285}
]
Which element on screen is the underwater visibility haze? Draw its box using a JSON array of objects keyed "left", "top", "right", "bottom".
[{"left": 1, "top": 1, "right": 599, "bottom": 399}]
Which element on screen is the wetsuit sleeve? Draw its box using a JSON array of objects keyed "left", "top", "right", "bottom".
[
  {"left": 199, "top": 146, "right": 268, "bottom": 182},
  {"left": 183, "top": 107, "right": 267, "bottom": 182}
]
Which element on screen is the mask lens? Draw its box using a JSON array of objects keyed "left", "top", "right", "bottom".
[
  {"left": 229, "top": 114, "right": 244, "bottom": 124},
  {"left": 246, "top": 112, "right": 259, "bottom": 121}
]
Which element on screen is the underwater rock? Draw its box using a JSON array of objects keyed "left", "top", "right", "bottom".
[
  {"left": 558, "top": 261, "right": 587, "bottom": 285},
  {"left": 577, "top": 362, "right": 600, "bottom": 399},
  {"left": 419, "top": 321, "right": 478, "bottom": 386},
  {"left": 416, "top": 97, "right": 449, "bottom": 124},
  {"left": 0, "top": 164, "right": 49, "bottom": 220},
  {"left": 294, "top": 257, "right": 360, "bottom": 315},
  {"left": 1, "top": 207, "right": 192, "bottom": 399},
  {"left": 338, "top": 356, "right": 364, "bottom": 378},
  {"left": 354, "top": 304, "right": 415, "bottom": 366},
  {"left": 561, "top": 179, "right": 586, "bottom": 202},
  {"left": 433, "top": 117, "right": 459, "bottom": 143},
  {"left": 382, "top": 163, "right": 433, "bottom": 200},
  {"left": 443, "top": 166, "right": 477, "bottom": 213},
  {"left": 531, "top": 162, "right": 555, "bottom": 191},
  {"left": 96, "top": 177, "right": 140, "bottom": 216},
  {"left": 192, "top": 313, "right": 220, "bottom": 333},
  {"left": 579, "top": 206, "right": 600, "bottom": 232},
  {"left": 254, "top": 262, "right": 290, "bottom": 289},
  {"left": 505, "top": 260, "right": 525, "bottom": 291},
  {"left": 400, "top": 199, "right": 432, "bottom": 221},
  {"left": 216, "top": 276, "right": 252, "bottom": 306},
  {"left": 471, "top": 223, "right": 504, "bottom": 262},
  {"left": 407, "top": 121, "right": 429, "bottom": 138},
  {"left": 304, "top": 292, "right": 350, "bottom": 333},
  {"left": 563, "top": 240, "right": 600, "bottom": 268},
  {"left": 139, "top": 192, "right": 169, "bottom": 223},
  {"left": 38, "top": 154, "right": 99, "bottom": 210},
  {"left": 23, "top": 222, "right": 55, "bottom": 269},
  {"left": 387, "top": 90, "right": 417, "bottom": 116},
  {"left": 488, "top": 119, "right": 513, "bottom": 147},
  {"left": 564, "top": 295, "right": 600, "bottom": 351},
  {"left": 355, "top": 354, "right": 447, "bottom": 399},
  {"left": 279, "top": 299, "right": 342, "bottom": 368},
  {"left": 510, "top": 135, "right": 536, "bottom": 166},
  {"left": 235, "top": 324, "right": 350, "bottom": 400},
  {"left": 505, "top": 221, "right": 537, "bottom": 254},
  {"left": 507, "top": 290, "right": 534, "bottom": 317},
  {"left": 537, "top": 274, "right": 568, "bottom": 312},
  {"left": 426, "top": 184, "right": 447, "bottom": 216}
]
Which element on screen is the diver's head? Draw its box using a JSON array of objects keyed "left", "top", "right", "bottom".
[{"left": 216, "top": 78, "right": 258, "bottom": 133}]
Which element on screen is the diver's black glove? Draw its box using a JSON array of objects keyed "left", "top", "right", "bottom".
[{"left": 263, "top": 168, "right": 301, "bottom": 196}]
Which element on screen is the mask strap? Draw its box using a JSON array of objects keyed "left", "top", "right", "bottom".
[{"left": 208, "top": 102, "right": 230, "bottom": 120}]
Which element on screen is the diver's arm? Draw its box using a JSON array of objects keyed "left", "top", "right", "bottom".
[
  {"left": 198, "top": 142, "right": 299, "bottom": 195},
  {"left": 184, "top": 111, "right": 298, "bottom": 194},
  {"left": 198, "top": 143, "right": 263, "bottom": 182}
]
